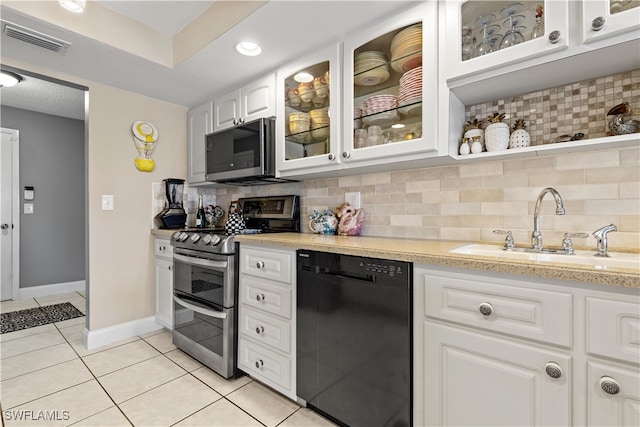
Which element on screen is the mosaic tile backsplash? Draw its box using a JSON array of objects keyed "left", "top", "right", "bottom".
[{"left": 465, "top": 69, "right": 640, "bottom": 144}]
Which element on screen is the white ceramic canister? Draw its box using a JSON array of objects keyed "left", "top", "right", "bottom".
[
  {"left": 463, "top": 128, "right": 484, "bottom": 151},
  {"left": 485, "top": 122, "right": 510, "bottom": 151}
]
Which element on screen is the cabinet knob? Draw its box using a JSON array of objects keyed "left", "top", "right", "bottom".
[
  {"left": 238, "top": 117, "right": 245, "bottom": 124},
  {"left": 168, "top": 265, "right": 172, "bottom": 271},
  {"left": 256, "top": 261, "right": 265, "bottom": 269},
  {"left": 328, "top": 153, "right": 336, "bottom": 161},
  {"left": 548, "top": 30, "right": 561, "bottom": 44},
  {"left": 592, "top": 16, "right": 606, "bottom": 31},
  {"left": 545, "top": 362, "right": 562, "bottom": 379},
  {"left": 600, "top": 376, "right": 621, "bottom": 395},
  {"left": 232, "top": 119, "right": 238, "bottom": 125},
  {"left": 256, "top": 326, "right": 264, "bottom": 334},
  {"left": 342, "top": 151, "right": 350, "bottom": 159},
  {"left": 0, "top": 224, "right": 8, "bottom": 230},
  {"left": 255, "top": 359, "right": 264, "bottom": 369},
  {"left": 256, "top": 293, "right": 265, "bottom": 302},
  {"left": 478, "top": 302, "right": 494, "bottom": 316}
]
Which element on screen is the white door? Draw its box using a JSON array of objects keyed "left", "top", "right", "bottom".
[{"left": 1, "top": 128, "right": 18, "bottom": 301}]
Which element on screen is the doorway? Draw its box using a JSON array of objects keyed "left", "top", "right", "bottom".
[{"left": 0, "top": 128, "right": 19, "bottom": 301}]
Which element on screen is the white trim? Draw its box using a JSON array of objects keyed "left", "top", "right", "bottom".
[
  {"left": 18, "top": 280, "right": 85, "bottom": 299},
  {"left": 1, "top": 128, "right": 20, "bottom": 302},
  {"left": 83, "top": 316, "right": 164, "bottom": 350}
]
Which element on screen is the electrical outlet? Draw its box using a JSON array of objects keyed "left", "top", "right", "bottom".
[
  {"left": 102, "top": 195, "right": 114, "bottom": 211},
  {"left": 345, "top": 192, "right": 361, "bottom": 209}
]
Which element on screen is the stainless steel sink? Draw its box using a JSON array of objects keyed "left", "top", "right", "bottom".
[{"left": 449, "top": 244, "right": 640, "bottom": 270}]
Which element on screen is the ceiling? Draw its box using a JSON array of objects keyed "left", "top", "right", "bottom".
[{"left": 0, "top": 0, "right": 418, "bottom": 120}]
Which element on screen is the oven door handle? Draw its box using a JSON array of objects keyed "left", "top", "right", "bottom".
[
  {"left": 173, "top": 295, "right": 227, "bottom": 320},
  {"left": 173, "top": 253, "right": 228, "bottom": 270}
]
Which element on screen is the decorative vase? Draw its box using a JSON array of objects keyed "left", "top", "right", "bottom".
[
  {"left": 509, "top": 119, "right": 531, "bottom": 148},
  {"left": 485, "top": 112, "right": 509, "bottom": 152}
]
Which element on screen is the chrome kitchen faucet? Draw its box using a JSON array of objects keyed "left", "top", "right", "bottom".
[{"left": 531, "top": 187, "right": 566, "bottom": 251}]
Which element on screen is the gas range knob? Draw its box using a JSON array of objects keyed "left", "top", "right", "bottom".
[
  {"left": 179, "top": 232, "right": 189, "bottom": 242},
  {"left": 172, "top": 231, "right": 182, "bottom": 240},
  {"left": 210, "top": 235, "right": 221, "bottom": 245},
  {"left": 190, "top": 233, "right": 201, "bottom": 243},
  {"left": 202, "top": 234, "right": 213, "bottom": 245}
]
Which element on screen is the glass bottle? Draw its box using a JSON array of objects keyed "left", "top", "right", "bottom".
[
  {"left": 530, "top": 4, "right": 545, "bottom": 40},
  {"left": 196, "top": 195, "right": 205, "bottom": 228}
]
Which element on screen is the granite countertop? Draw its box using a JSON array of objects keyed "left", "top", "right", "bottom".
[{"left": 233, "top": 233, "right": 640, "bottom": 289}]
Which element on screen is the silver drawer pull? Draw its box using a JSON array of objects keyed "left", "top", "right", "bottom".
[
  {"left": 478, "top": 302, "right": 494, "bottom": 316},
  {"left": 545, "top": 362, "right": 562, "bottom": 379},
  {"left": 256, "top": 293, "right": 265, "bottom": 302},
  {"left": 256, "top": 326, "right": 264, "bottom": 334},
  {"left": 600, "top": 376, "right": 620, "bottom": 395},
  {"left": 256, "top": 261, "right": 265, "bottom": 269},
  {"left": 255, "top": 359, "right": 264, "bottom": 369},
  {"left": 592, "top": 16, "right": 606, "bottom": 31}
]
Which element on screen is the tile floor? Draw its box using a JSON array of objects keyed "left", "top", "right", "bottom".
[{"left": 0, "top": 292, "right": 336, "bottom": 427}]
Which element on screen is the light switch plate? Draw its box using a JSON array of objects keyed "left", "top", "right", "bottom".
[
  {"left": 24, "top": 203, "right": 34, "bottom": 214},
  {"left": 102, "top": 195, "right": 114, "bottom": 211},
  {"left": 345, "top": 192, "right": 361, "bottom": 209}
]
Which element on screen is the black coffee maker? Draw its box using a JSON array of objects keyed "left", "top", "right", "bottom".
[{"left": 154, "top": 178, "right": 187, "bottom": 229}]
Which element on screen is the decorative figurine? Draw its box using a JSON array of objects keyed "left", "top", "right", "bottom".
[
  {"left": 509, "top": 118, "right": 531, "bottom": 148},
  {"left": 459, "top": 137, "right": 471, "bottom": 155},
  {"left": 464, "top": 118, "right": 484, "bottom": 151},
  {"left": 309, "top": 209, "right": 338, "bottom": 235},
  {"left": 224, "top": 200, "right": 245, "bottom": 234},
  {"left": 485, "top": 112, "right": 510, "bottom": 151},
  {"left": 607, "top": 102, "right": 639, "bottom": 135},
  {"left": 336, "top": 202, "right": 365, "bottom": 236}
]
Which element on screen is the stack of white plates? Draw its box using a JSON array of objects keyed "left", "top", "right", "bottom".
[
  {"left": 354, "top": 51, "right": 390, "bottom": 86},
  {"left": 398, "top": 66, "right": 422, "bottom": 117},
  {"left": 362, "top": 94, "right": 398, "bottom": 126},
  {"left": 390, "top": 24, "right": 422, "bottom": 73}
]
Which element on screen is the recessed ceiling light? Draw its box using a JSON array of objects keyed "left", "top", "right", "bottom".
[
  {"left": 293, "top": 72, "right": 314, "bottom": 83},
  {"left": 59, "top": 0, "right": 86, "bottom": 13},
  {"left": 391, "top": 123, "right": 406, "bottom": 129},
  {"left": 0, "top": 71, "right": 23, "bottom": 87},
  {"left": 235, "top": 41, "right": 262, "bottom": 57}
]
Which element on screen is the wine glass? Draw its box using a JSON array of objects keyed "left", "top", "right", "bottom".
[
  {"left": 472, "top": 14, "right": 496, "bottom": 58},
  {"left": 499, "top": 3, "right": 526, "bottom": 50}
]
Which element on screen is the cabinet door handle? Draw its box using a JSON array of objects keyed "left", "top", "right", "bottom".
[
  {"left": 591, "top": 16, "right": 606, "bottom": 31},
  {"left": 600, "top": 376, "right": 621, "bottom": 395},
  {"left": 548, "top": 30, "right": 561, "bottom": 44},
  {"left": 328, "top": 153, "right": 336, "bottom": 161},
  {"left": 545, "top": 362, "right": 562, "bottom": 379},
  {"left": 478, "top": 302, "right": 493, "bottom": 316},
  {"left": 256, "top": 326, "right": 264, "bottom": 334},
  {"left": 255, "top": 359, "right": 264, "bottom": 369},
  {"left": 0, "top": 224, "right": 9, "bottom": 230},
  {"left": 256, "top": 261, "right": 265, "bottom": 269},
  {"left": 256, "top": 293, "right": 265, "bottom": 302}
]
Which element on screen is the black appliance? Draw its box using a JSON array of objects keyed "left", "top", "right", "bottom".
[
  {"left": 297, "top": 250, "right": 412, "bottom": 427},
  {"left": 154, "top": 178, "right": 187, "bottom": 229},
  {"left": 170, "top": 195, "right": 299, "bottom": 379},
  {"left": 205, "top": 117, "right": 295, "bottom": 186}
]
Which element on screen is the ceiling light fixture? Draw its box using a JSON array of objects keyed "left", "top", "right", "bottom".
[
  {"left": 58, "top": 0, "right": 86, "bottom": 13},
  {"left": 0, "top": 70, "right": 23, "bottom": 87},
  {"left": 293, "top": 72, "right": 314, "bottom": 83},
  {"left": 391, "top": 123, "right": 406, "bottom": 129},
  {"left": 235, "top": 41, "right": 262, "bottom": 57}
]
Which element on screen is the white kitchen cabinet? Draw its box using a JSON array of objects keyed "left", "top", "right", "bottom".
[
  {"left": 213, "top": 73, "right": 276, "bottom": 132},
  {"left": 582, "top": 0, "right": 640, "bottom": 46},
  {"left": 187, "top": 101, "right": 213, "bottom": 185},
  {"left": 588, "top": 360, "right": 640, "bottom": 426},
  {"left": 154, "top": 236, "right": 173, "bottom": 329},
  {"left": 237, "top": 244, "right": 296, "bottom": 400}
]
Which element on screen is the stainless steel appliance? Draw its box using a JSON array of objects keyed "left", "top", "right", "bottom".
[
  {"left": 154, "top": 178, "right": 187, "bottom": 229},
  {"left": 171, "top": 195, "right": 299, "bottom": 378},
  {"left": 205, "top": 117, "right": 295, "bottom": 186},
  {"left": 297, "top": 250, "right": 412, "bottom": 427}
]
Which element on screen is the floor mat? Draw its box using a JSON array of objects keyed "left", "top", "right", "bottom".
[{"left": 1, "top": 302, "right": 85, "bottom": 334}]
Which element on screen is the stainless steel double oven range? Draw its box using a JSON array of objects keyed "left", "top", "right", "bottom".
[{"left": 170, "top": 195, "right": 300, "bottom": 378}]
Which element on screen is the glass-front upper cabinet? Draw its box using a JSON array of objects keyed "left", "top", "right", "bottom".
[
  {"left": 444, "top": 0, "right": 569, "bottom": 81},
  {"left": 342, "top": 1, "right": 439, "bottom": 164},
  {"left": 582, "top": 0, "right": 640, "bottom": 45},
  {"left": 276, "top": 44, "right": 341, "bottom": 176}
]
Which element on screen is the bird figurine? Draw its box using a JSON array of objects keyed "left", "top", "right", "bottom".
[
  {"left": 336, "top": 202, "right": 365, "bottom": 236},
  {"left": 607, "top": 102, "right": 639, "bottom": 135}
]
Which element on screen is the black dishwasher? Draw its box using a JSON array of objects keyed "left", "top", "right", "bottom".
[{"left": 297, "top": 250, "right": 412, "bottom": 427}]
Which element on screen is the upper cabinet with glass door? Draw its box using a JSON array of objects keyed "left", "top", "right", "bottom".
[
  {"left": 342, "top": 1, "right": 441, "bottom": 165},
  {"left": 276, "top": 45, "right": 341, "bottom": 176},
  {"left": 444, "top": 0, "right": 569, "bottom": 82},
  {"left": 582, "top": 0, "right": 640, "bottom": 45}
]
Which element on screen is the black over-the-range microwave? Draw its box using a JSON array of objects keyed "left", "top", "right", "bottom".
[{"left": 205, "top": 117, "right": 295, "bottom": 186}]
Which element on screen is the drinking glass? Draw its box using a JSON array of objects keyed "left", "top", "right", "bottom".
[
  {"left": 472, "top": 14, "right": 496, "bottom": 58},
  {"left": 499, "top": 3, "right": 526, "bottom": 50}
]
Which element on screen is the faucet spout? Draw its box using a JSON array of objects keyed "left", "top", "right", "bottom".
[
  {"left": 593, "top": 224, "right": 617, "bottom": 257},
  {"left": 531, "top": 187, "right": 566, "bottom": 250}
]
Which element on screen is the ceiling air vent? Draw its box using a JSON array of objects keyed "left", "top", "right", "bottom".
[{"left": 1, "top": 20, "right": 70, "bottom": 53}]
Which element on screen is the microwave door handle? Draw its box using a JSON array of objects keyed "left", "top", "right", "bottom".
[
  {"left": 173, "top": 254, "right": 228, "bottom": 270},
  {"left": 173, "top": 294, "right": 227, "bottom": 320}
]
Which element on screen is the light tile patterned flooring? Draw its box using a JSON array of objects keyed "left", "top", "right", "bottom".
[{"left": 0, "top": 292, "right": 335, "bottom": 426}]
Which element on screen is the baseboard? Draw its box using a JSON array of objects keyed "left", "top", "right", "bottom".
[
  {"left": 83, "top": 316, "right": 164, "bottom": 350},
  {"left": 19, "top": 280, "right": 85, "bottom": 300}
]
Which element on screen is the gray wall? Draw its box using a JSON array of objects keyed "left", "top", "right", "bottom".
[{"left": 1, "top": 106, "right": 85, "bottom": 288}]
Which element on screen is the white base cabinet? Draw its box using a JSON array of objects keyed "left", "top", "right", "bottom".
[
  {"left": 414, "top": 266, "right": 640, "bottom": 427},
  {"left": 153, "top": 237, "right": 173, "bottom": 329},
  {"left": 237, "top": 244, "right": 296, "bottom": 400}
]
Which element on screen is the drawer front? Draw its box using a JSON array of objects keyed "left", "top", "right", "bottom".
[
  {"left": 154, "top": 238, "right": 173, "bottom": 258},
  {"left": 239, "top": 306, "right": 291, "bottom": 354},
  {"left": 423, "top": 272, "right": 572, "bottom": 347},
  {"left": 238, "top": 338, "right": 291, "bottom": 391},
  {"left": 240, "top": 246, "right": 292, "bottom": 284},
  {"left": 587, "top": 297, "right": 640, "bottom": 365},
  {"left": 239, "top": 275, "right": 292, "bottom": 319}
]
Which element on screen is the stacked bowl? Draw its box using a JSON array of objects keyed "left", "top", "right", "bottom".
[
  {"left": 390, "top": 24, "right": 422, "bottom": 73},
  {"left": 398, "top": 66, "right": 422, "bottom": 117},
  {"left": 362, "top": 94, "right": 398, "bottom": 127},
  {"left": 310, "top": 109, "right": 330, "bottom": 140},
  {"left": 354, "top": 51, "right": 390, "bottom": 86},
  {"left": 289, "top": 112, "right": 310, "bottom": 142}
]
